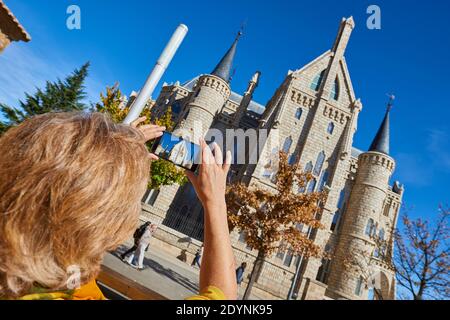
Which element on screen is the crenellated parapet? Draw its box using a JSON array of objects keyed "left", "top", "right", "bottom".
[
  {"left": 195, "top": 74, "right": 231, "bottom": 101},
  {"left": 358, "top": 152, "right": 395, "bottom": 174}
]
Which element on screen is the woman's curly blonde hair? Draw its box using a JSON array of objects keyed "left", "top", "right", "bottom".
[{"left": 0, "top": 112, "right": 150, "bottom": 298}]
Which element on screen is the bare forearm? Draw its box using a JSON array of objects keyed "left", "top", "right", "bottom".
[{"left": 200, "top": 200, "right": 237, "bottom": 299}]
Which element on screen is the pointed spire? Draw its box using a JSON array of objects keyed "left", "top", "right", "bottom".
[
  {"left": 211, "top": 31, "right": 242, "bottom": 82},
  {"left": 369, "top": 95, "right": 394, "bottom": 155}
]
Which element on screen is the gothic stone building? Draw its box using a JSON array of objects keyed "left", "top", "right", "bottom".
[{"left": 139, "top": 17, "right": 404, "bottom": 300}]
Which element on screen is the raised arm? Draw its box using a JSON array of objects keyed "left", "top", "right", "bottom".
[{"left": 185, "top": 139, "right": 237, "bottom": 300}]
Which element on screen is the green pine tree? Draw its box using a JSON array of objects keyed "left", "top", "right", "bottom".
[{"left": 0, "top": 62, "right": 90, "bottom": 134}]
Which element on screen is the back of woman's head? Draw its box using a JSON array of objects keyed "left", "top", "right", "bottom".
[{"left": 0, "top": 112, "right": 150, "bottom": 298}]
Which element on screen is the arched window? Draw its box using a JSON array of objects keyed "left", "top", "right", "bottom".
[
  {"left": 313, "top": 151, "right": 325, "bottom": 176},
  {"left": 282, "top": 136, "right": 293, "bottom": 153},
  {"left": 310, "top": 70, "right": 325, "bottom": 91},
  {"left": 327, "top": 122, "right": 335, "bottom": 134},
  {"left": 355, "top": 276, "right": 364, "bottom": 296},
  {"left": 331, "top": 189, "right": 346, "bottom": 232},
  {"left": 306, "top": 178, "right": 317, "bottom": 193},
  {"left": 288, "top": 154, "right": 296, "bottom": 165},
  {"left": 374, "top": 247, "right": 380, "bottom": 258},
  {"left": 372, "top": 222, "right": 378, "bottom": 237},
  {"left": 318, "top": 170, "right": 329, "bottom": 192},
  {"left": 295, "top": 108, "right": 303, "bottom": 120},
  {"left": 365, "top": 218, "right": 374, "bottom": 236},
  {"left": 379, "top": 228, "right": 385, "bottom": 240},
  {"left": 304, "top": 161, "right": 313, "bottom": 173},
  {"left": 337, "top": 189, "right": 345, "bottom": 209},
  {"left": 330, "top": 77, "right": 339, "bottom": 100}
]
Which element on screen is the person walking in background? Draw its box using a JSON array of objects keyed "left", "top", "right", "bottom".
[
  {"left": 121, "top": 221, "right": 151, "bottom": 261},
  {"left": 191, "top": 246, "right": 203, "bottom": 268},
  {"left": 236, "top": 262, "right": 247, "bottom": 285},
  {"left": 129, "top": 223, "right": 158, "bottom": 270}
]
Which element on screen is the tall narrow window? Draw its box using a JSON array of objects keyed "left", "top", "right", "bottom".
[
  {"left": 331, "top": 189, "right": 346, "bottom": 231},
  {"left": 276, "top": 250, "right": 284, "bottom": 260},
  {"left": 365, "top": 219, "right": 374, "bottom": 236},
  {"left": 295, "top": 108, "right": 303, "bottom": 120},
  {"left": 233, "top": 137, "right": 239, "bottom": 164},
  {"left": 373, "top": 247, "right": 380, "bottom": 258},
  {"left": 327, "top": 122, "right": 335, "bottom": 134},
  {"left": 337, "top": 189, "right": 345, "bottom": 209},
  {"left": 383, "top": 202, "right": 391, "bottom": 217},
  {"left": 276, "top": 242, "right": 285, "bottom": 260},
  {"left": 371, "top": 222, "right": 378, "bottom": 238},
  {"left": 355, "top": 276, "right": 364, "bottom": 296},
  {"left": 380, "top": 244, "right": 387, "bottom": 257},
  {"left": 310, "top": 70, "right": 326, "bottom": 91},
  {"left": 306, "top": 178, "right": 317, "bottom": 193},
  {"left": 238, "top": 231, "right": 246, "bottom": 243},
  {"left": 141, "top": 189, "right": 151, "bottom": 203},
  {"left": 330, "top": 212, "right": 340, "bottom": 232},
  {"left": 147, "top": 189, "right": 159, "bottom": 206},
  {"left": 283, "top": 248, "right": 294, "bottom": 267},
  {"left": 313, "top": 151, "right": 325, "bottom": 176},
  {"left": 379, "top": 228, "right": 385, "bottom": 241},
  {"left": 282, "top": 136, "right": 293, "bottom": 153},
  {"left": 316, "top": 259, "right": 332, "bottom": 284},
  {"left": 318, "top": 170, "right": 329, "bottom": 192},
  {"left": 330, "top": 77, "right": 339, "bottom": 100},
  {"left": 304, "top": 161, "right": 313, "bottom": 173},
  {"left": 288, "top": 154, "right": 296, "bottom": 165},
  {"left": 143, "top": 189, "right": 159, "bottom": 206}
]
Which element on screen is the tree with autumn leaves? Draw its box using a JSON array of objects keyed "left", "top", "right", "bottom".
[
  {"left": 226, "top": 151, "right": 327, "bottom": 300},
  {"left": 93, "top": 83, "right": 187, "bottom": 190}
]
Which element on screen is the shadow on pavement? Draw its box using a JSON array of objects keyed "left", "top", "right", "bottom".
[{"left": 113, "top": 245, "right": 199, "bottom": 294}]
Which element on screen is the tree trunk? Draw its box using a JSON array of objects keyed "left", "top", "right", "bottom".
[{"left": 243, "top": 251, "right": 265, "bottom": 300}]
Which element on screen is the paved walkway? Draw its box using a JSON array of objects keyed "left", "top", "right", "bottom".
[{"left": 102, "top": 240, "right": 255, "bottom": 300}]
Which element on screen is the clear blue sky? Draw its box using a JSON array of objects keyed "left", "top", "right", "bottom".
[{"left": 1, "top": 0, "right": 449, "bottom": 222}]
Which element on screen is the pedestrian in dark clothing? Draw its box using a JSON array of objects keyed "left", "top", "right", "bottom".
[
  {"left": 191, "top": 246, "right": 203, "bottom": 268},
  {"left": 236, "top": 262, "right": 247, "bottom": 285},
  {"left": 120, "top": 221, "right": 151, "bottom": 260}
]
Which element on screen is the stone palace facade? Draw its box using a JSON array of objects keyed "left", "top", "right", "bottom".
[{"left": 136, "top": 17, "right": 404, "bottom": 300}]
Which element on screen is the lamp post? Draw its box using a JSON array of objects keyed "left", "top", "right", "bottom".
[{"left": 123, "top": 24, "right": 188, "bottom": 124}]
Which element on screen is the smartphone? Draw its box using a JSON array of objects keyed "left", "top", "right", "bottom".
[{"left": 151, "top": 131, "right": 200, "bottom": 172}]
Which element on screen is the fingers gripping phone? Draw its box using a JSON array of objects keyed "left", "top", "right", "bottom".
[{"left": 150, "top": 131, "right": 201, "bottom": 172}]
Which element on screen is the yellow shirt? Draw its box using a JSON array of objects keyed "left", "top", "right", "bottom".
[
  {"left": 18, "top": 280, "right": 225, "bottom": 300},
  {"left": 186, "top": 286, "right": 226, "bottom": 300},
  {"left": 18, "top": 279, "right": 106, "bottom": 300}
]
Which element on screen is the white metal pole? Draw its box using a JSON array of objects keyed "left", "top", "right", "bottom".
[{"left": 123, "top": 24, "right": 188, "bottom": 125}]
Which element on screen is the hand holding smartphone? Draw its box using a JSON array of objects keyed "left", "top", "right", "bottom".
[{"left": 150, "top": 131, "right": 201, "bottom": 172}]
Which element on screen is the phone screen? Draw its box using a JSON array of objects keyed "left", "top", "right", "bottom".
[{"left": 151, "top": 131, "right": 200, "bottom": 172}]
